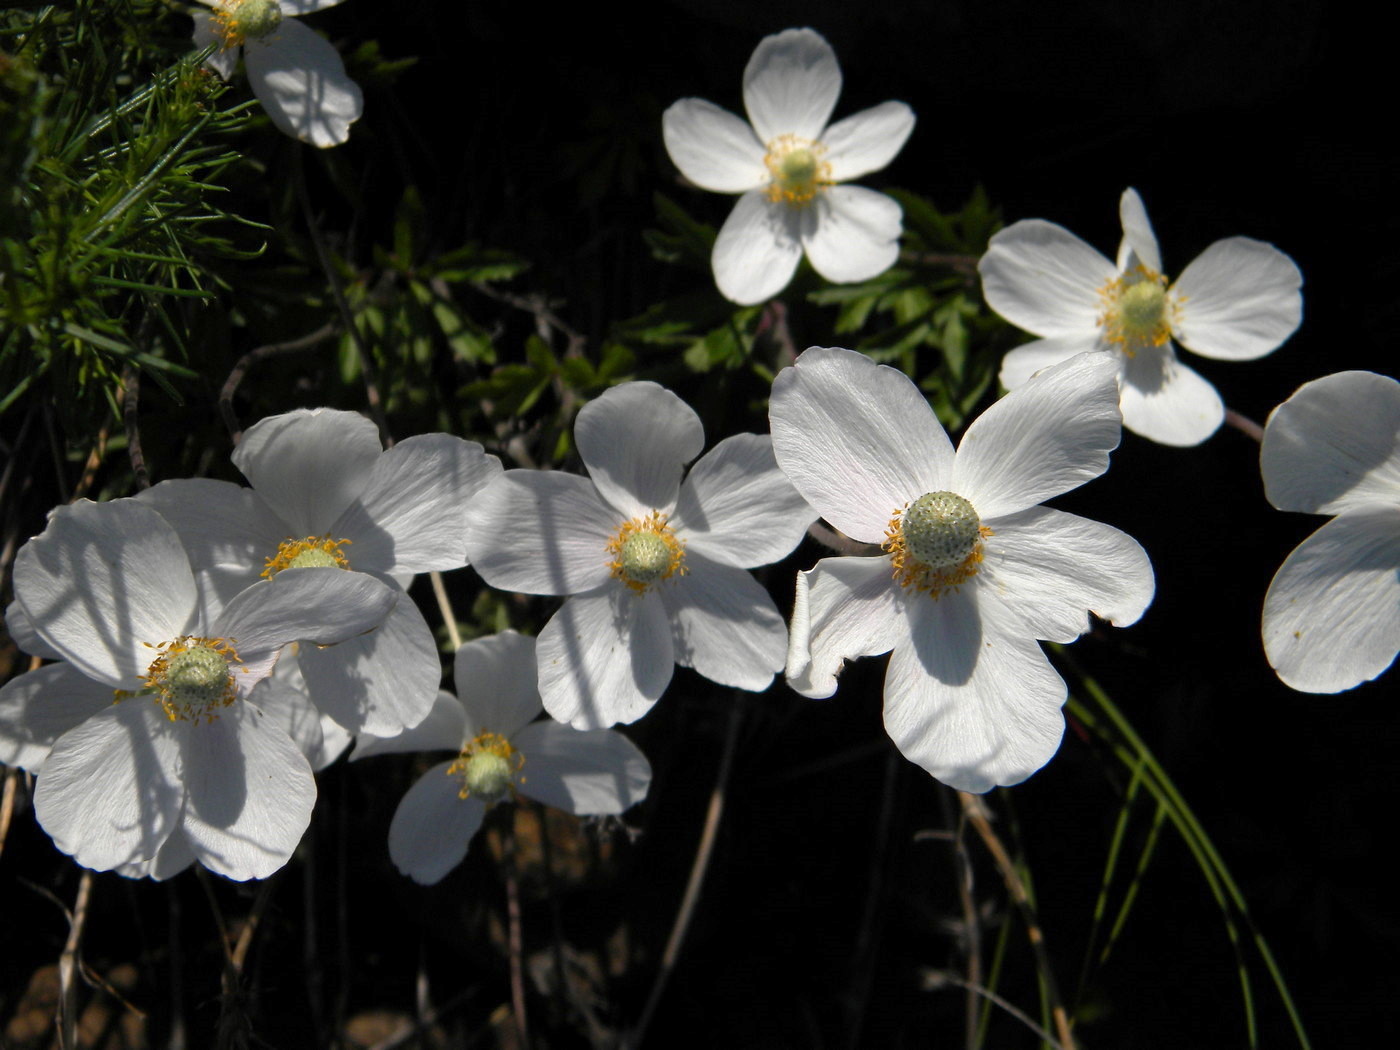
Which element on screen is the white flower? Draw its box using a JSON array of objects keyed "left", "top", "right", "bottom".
[
  {"left": 771, "top": 347, "right": 1154, "bottom": 792},
  {"left": 662, "top": 27, "right": 915, "bottom": 306},
  {"left": 358, "top": 631, "right": 651, "bottom": 886},
  {"left": 463, "top": 381, "right": 814, "bottom": 729},
  {"left": 1260, "top": 371, "right": 1400, "bottom": 692},
  {"left": 979, "top": 188, "right": 1303, "bottom": 447},
  {"left": 1, "top": 498, "right": 396, "bottom": 879},
  {"left": 137, "top": 408, "right": 502, "bottom": 737},
  {"left": 192, "top": 0, "right": 363, "bottom": 147}
]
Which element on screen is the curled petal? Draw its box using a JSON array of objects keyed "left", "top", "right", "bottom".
[
  {"left": 1116, "top": 187, "right": 1162, "bottom": 273},
  {"left": 786, "top": 556, "right": 904, "bottom": 699}
]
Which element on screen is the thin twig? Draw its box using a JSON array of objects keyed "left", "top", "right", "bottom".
[
  {"left": 70, "top": 421, "right": 110, "bottom": 501},
  {"left": 625, "top": 693, "right": 745, "bottom": 1049},
  {"left": 57, "top": 870, "right": 94, "bottom": 1050},
  {"left": 921, "top": 971, "right": 1068, "bottom": 1050},
  {"left": 899, "top": 249, "right": 981, "bottom": 275},
  {"left": 0, "top": 767, "right": 18, "bottom": 863},
  {"left": 1224, "top": 408, "right": 1264, "bottom": 444},
  {"left": 121, "top": 363, "right": 150, "bottom": 490},
  {"left": 842, "top": 749, "right": 901, "bottom": 1050},
  {"left": 959, "top": 792, "right": 1076, "bottom": 1050},
  {"left": 430, "top": 570, "right": 462, "bottom": 651},
  {"left": 218, "top": 323, "right": 338, "bottom": 443},
  {"left": 807, "top": 521, "right": 880, "bottom": 557},
  {"left": 504, "top": 822, "right": 531, "bottom": 1050},
  {"left": 230, "top": 874, "right": 279, "bottom": 975}
]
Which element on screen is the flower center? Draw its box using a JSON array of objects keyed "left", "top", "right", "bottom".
[
  {"left": 447, "top": 732, "right": 524, "bottom": 803},
  {"left": 261, "top": 536, "right": 352, "bottom": 578},
  {"left": 607, "top": 511, "right": 687, "bottom": 594},
  {"left": 121, "top": 636, "right": 243, "bottom": 723},
  {"left": 763, "top": 134, "right": 832, "bottom": 207},
  {"left": 210, "top": 0, "right": 283, "bottom": 49},
  {"left": 882, "top": 491, "right": 991, "bottom": 597},
  {"left": 1098, "top": 266, "right": 1175, "bottom": 357}
]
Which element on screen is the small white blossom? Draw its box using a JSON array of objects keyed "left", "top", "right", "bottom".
[{"left": 662, "top": 27, "right": 915, "bottom": 305}]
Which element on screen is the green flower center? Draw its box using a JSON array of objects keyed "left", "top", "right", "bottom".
[
  {"left": 619, "top": 531, "right": 672, "bottom": 583},
  {"left": 901, "top": 491, "right": 982, "bottom": 570},
  {"left": 464, "top": 752, "right": 514, "bottom": 802},
  {"left": 164, "top": 645, "right": 233, "bottom": 708},
  {"left": 1098, "top": 266, "right": 1173, "bottom": 355},
  {"left": 262, "top": 536, "right": 352, "bottom": 577},
  {"left": 213, "top": 0, "right": 283, "bottom": 48},
  {"left": 288, "top": 547, "right": 341, "bottom": 569},
  {"left": 607, "top": 511, "right": 687, "bottom": 594},
  {"left": 763, "top": 134, "right": 831, "bottom": 207}
]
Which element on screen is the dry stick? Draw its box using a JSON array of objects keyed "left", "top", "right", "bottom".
[
  {"left": 959, "top": 792, "right": 1076, "bottom": 1050},
  {"left": 70, "top": 421, "right": 110, "bottom": 501},
  {"left": 0, "top": 767, "right": 16, "bottom": 862},
  {"left": 1224, "top": 408, "right": 1264, "bottom": 444},
  {"left": 953, "top": 808, "right": 983, "bottom": 1050},
  {"left": 218, "top": 323, "right": 339, "bottom": 443},
  {"left": 121, "top": 363, "right": 150, "bottom": 491},
  {"left": 430, "top": 570, "right": 462, "bottom": 651},
  {"left": 626, "top": 694, "right": 745, "bottom": 1050},
  {"left": 503, "top": 823, "right": 531, "bottom": 1050},
  {"left": 922, "top": 972, "right": 1068, "bottom": 1050},
  {"left": 56, "top": 870, "right": 94, "bottom": 1050},
  {"left": 842, "top": 750, "right": 901, "bottom": 1050}
]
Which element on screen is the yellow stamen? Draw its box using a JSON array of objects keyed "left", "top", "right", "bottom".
[
  {"left": 447, "top": 731, "right": 525, "bottom": 802},
  {"left": 607, "top": 511, "right": 687, "bottom": 594},
  {"left": 763, "top": 134, "right": 833, "bottom": 207},
  {"left": 210, "top": 0, "right": 283, "bottom": 50},
  {"left": 262, "top": 536, "right": 352, "bottom": 578},
  {"left": 881, "top": 496, "right": 993, "bottom": 599},
  {"left": 1097, "top": 265, "right": 1179, "bottom": 358},
  {"left": 118, "top": 635, "right": 244, "bottom": 723}
]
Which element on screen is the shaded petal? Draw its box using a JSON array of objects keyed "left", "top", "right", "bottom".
[
  {"left": 1115, "top": 188, "right": 1162, "bottom": 273},
  {"left": 353, "top": 689, "right": 467, "bottom": 761},
  {"left": 278, "top": 0, "right": 348, "bottom": 13},
  {"left": 885, "top": 592, "right": 1066, "bottom": 793},
  {"left": 313, "top": 714, "right": 353, "bottom": 770},
  {"left": 1118, "top": 344, "right": 1224, "bottom": 446},
  {"left": 712, "top": 190, "right": 804, "bottom": 305},
  {"left": 999, "top": 335, "right": 1103, "bottom": 390},
  {"left": 770, "top": 346, "right": 953, "bottom": 543},
  {"left": 537, "top": 588, "right": 673, "bottom": 729},
  {"left": 244, "top": 18, "right": 362, "bottom": 147},
  {"left": 232, "top": 409, "right": 382, "bottom": 536},
  {"left": 514, "top": 721, "right": 651, "bottom": 815},
  {"left": 389, "top": 763, "right": 487, "bottom": 885},
  {"left": 576, "top": 382, "right": 704, "bottom": 518},
  {"left": 0, "top": 662, "right": 119, "bottom": 772},
  {"left": 296, "top": 578, "right": 440, "bottom": 735},
  {"left": 180, "top": 702, "right": 315, "bottom": 880},
  {"left": 659, "top": 555, "right": 786, "bottom": 691},
  {"left": 786, "top": 556, "right": 904, "bottom": 698},
  {"left": 1172, "top": 238, "right": 1302, "bottom": 361},
  {"left": 192, "top": 12, "right": 238, "bottom": 79},
  {"left": 454, "top": 630, "right": 542, "bottom": 738},
  {"left": 822, "top": 101, "right": 915, "bottom": 183},
  {"left": 953, "top": 351, "right": 1121, "bottom": 518},
  {"left": 35, "top": 702, "right": 185, "bottom": 871},
  {"left": 801, "top": 185, "right": 902, "bottom": 284},
  {"left": 5, "top": 598, "right": 62, "bottom": 660},
  {"left": 661, "top": 98, "right": 766, "bottom": 192},
  {"left": 463, "top": 471, "right": 620, "bottom": 595},
  {"left": 672, "top": 433, "right": 814, "bottom": 568},
  {"left": 246, "top": 649, "right": 326, "bottom": 768},
  {"left": 114, "top": 827, "right": 197, "bottom": 882},
  {"left": 979, "top": 506, "right": 1154, "bottom": 642},
  {"left": 1261, "top": 371, "right": 1400, "bottom": 515},
  {"left": 15, "top": 499, "right": 196, "bottom": 686},
  {"left": 333, "top": 435, "right": 502, "bottom": 574},
  {"left": 1263, "top": 506, "right": 1400, "bottom": 693},
  {"left": 743, "top": 27, "right": 841, "bottom": 143},
  {"left": 979, "top": 219, "right": 1116, "bottom": 339}
]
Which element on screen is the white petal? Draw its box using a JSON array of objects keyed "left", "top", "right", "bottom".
[
  {"left": 785, "top": 556, "right": 905, "bottom": 698},
  {"left": 801, "top": 185, "right": 902, "bottom": 284},
  {"left": 884, "top": 592, "right": 1067, "bottom": 793},
  {"left": 953, "top": 351, "right": 1121, "bottom": 518},
  {"left": 1171, "top": 238, "right": 1303, "bottom": 361},
  {"left": 388, "top": 763, "right": 487, "bottom": 885},
  {"left": 192, "top": 12, "right": 238, "bottom": 80},
  {"left": 575, "top": 382, "right": 704, "bottom": 518},
  {"left": 513, "top": 721, "right": 651, "bottom": 815},
  {"left": 246, "top": 649, "right": 326, "bottom": 766},
  {"left": 979, "top": 220, "right": 1116, "bottom": 339},
  {"left": 114, "top": 828, "right": 197, "bottom": 882},
  {"left": 352, "top": 688, "right": 467, "bottom": 760},
  {"left": 1263, "top": 506, "right": 1400, "bottom": 693},
  {"left": 232, "top": 408, "right": 383, "bottom": 536},
  {"left": 454, "top": 630, "right": 543, "bottom": 738},
  {"left": 998, "top": 335, "right": 1103, "bottom": 390},
  {"left": 672, "top": 433, "right": 814, "bottom": 569},
  {"left": 243, "top": 18, "right": 362, "bottom": 147},
  {"left": 1116, "top": 188, "right": 1162, "bottom": 273},
  {"left": 279, "top": 0, "right": 348, "bottom": 13},
  {"left": 179, "top": 702, "right": 315, "bottom": 880},
  {"left": 661, "top": 98, "right": 767, "bottom": 192},
  {"left": 463, "top": 471, "right": 620, "bottom": 595},
  {"left": 743, "top": 27, "right": 841, "bottom": 143},
  {"left": 0, "top": 662, "right": 120, "bottom": 772},
  {"left": 35, "top": 702, "right": 185, "bottom": 871},
  {"left": 296, "top": 578, "right": 440, "bottom": 735},
  {"left": 770, "top": 346, "right": 953, "bottom": 543},
  {"left": 537, "top": 588, "right": 674, "bottom": 729},
  {"left": 821, "top": 101, "right": 915, "bottom": 183},
  {"left": 1261, "top": 371, "right": 1400, "bottom": 515},
  {"left": 711, "top": 190, "right": 804, "bottom": 306},
  {"left": 5, "top": 598, "right": 62, "bottom": 660},
  {"left": 660, "top": 555, "right": 787, "bottom": 691},
  {"left": 332, "top": 435, "right": 502, "bottom": 575},
  {"left": 213, "top": 568, "right": 397, "bottom": 684},
  {"left": 15, "top": 499, "right": 196, "bottom": 686},
  {"left": 1117, "top": 344, "right": 1225, "bottom": 446},
  {"left": 978, "top": 506, "right": 1154, "bottom": 642}
]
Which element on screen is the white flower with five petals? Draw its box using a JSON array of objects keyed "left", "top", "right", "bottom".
[
  {"left": 979, "top": 188, "right": 1303, "bottom": 446},
  {"left": 1261, "top": 371, "right": 1400, "bottom": 692},
  {"left": 463, "top": 381, "right": 814, "bottom": 729},
  {"left": 193, "top": 0, "right": 363, "bottom": 147},
  {"left": 771, "top": 347, "right": 1154, "bottom": 792},
  {"left": 662, "top": 27, "right": 915, "bottom": 305}
]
